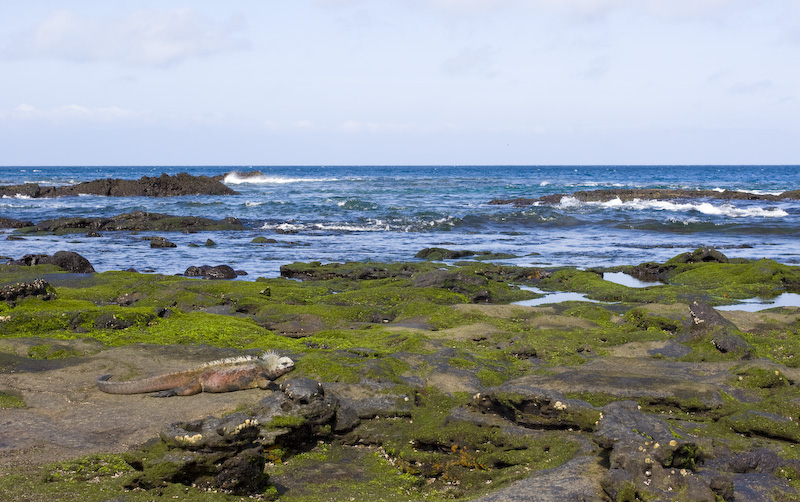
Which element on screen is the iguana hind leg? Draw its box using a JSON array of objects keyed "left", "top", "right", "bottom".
[{"left": 150, "top": 380, "right": 203, "bottom": 397}]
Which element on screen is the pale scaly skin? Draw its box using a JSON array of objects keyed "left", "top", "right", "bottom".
[{"left": 97, "top": 352, "right": 295, "bottom": 397}]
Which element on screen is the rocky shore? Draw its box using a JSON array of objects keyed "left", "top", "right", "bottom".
[
  {"left": 490, "top": 187, "right": 800, "bottom": 206},
  {"left": 1, "top": 249, "right": 800, "bottom": 501},
  {"left": 0, "top": 172, "right": 237, "bottom": 198}
]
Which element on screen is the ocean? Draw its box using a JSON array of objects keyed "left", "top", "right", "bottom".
[{"left": 1, "top": 165, "right": 798, "bottom": 278}]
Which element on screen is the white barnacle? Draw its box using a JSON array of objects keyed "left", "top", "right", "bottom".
[
  {"left": 553, "top": 401, "right": 567, "bottom": 411},
  {"left": 233, "top": 418, "right": 259, "bottom": 434},
  {"left": 176, "top": 434, "right": 203, "bottom": 444}
]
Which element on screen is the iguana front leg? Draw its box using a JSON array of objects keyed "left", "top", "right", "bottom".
[{"left": 151, "top": 380, "right": 203, "bottom": 397}]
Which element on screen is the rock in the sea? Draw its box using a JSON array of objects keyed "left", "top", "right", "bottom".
[
  {"left": 30, "top": 211, "right": 245, "bottom": 233},
  {"left": 0, "top": 172, "right": 238, "bottom": 198},
  {"left": 252, "top": 236, "right": 278, "bottom": 244},
  {"left": 10, "top": 251, "right": 95, "bottom": 273},
  {"left": 490, "top": 188, "right": 800, "bottom": 206},
  {"left": 669, "top": 247, "right": 729, "bottom": 264},
  {"left": 0, "top": 217, "right": 34, "bottom": 228},
  {"left": 149, "top": 237, "right": 177, "bottom": 248}
]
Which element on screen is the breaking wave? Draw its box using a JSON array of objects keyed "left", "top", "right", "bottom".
[
  {"left": 224, "top": 171, "right": 339, "bottom": 184},
  {"left": 558, "top": 196, "right": 789, "bottom": 218}
]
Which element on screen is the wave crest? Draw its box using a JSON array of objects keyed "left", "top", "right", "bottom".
[
  {"left": 224, "top": 171, "right": 338, "bottom": 184},
  {"left": 559, "top": 196, "right": 788, "bottom": 218}
]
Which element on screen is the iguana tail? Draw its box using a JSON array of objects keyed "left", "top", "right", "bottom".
[{"left": 97, "top": 370, "right": 201, "bottom": 394}]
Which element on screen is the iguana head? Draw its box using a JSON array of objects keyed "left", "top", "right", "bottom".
[{"left": 262, "top": 351, "right": 295, "bottom": 377}]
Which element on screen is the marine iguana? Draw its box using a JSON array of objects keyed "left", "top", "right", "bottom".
[{"left": 97, "top": 352, "right": 295, "bottom": 397}]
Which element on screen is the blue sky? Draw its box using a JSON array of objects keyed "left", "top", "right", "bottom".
[{"left": 1, "top": 0, "right": 798, "bottom": 165}]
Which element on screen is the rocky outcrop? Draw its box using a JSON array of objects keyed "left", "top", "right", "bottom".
[
  {"left": 415, "top": 247, "right": 517, "bottom": 261},
  {"left": 10, "top": 251, "right": 95, "bottom": 273},
  {"left": 148, "top": 236, "right": 177, "bottom": 249},
  {"left": 685, "top": 300, "right": 754, "bottom": 358},
  {"left": 0, "top": 217, "right": 34, "bottom": 228},
  {"left": 0, "top": 279, "right": 56, "bottom": 303},
  {"left": 27, "top": 211, "right": 245, "bottom": 233},
  {"left": 473, "top": 365, "right": 798, "bottom": 502},
  {"left": 126, "top": 378, "right": 349, "bottom": 495},
  {"left": 184, "top": 265, "right": 238, "bottom": 280},
  {"left": 0, "top": 173, "right": 237, "bottom": 198},
  {"left": 489, "top": 188, "right": 800, "bottom": 206}
]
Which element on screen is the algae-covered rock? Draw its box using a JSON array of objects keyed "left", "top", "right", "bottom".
[
  {"left": 20, "top": 211, "right": 246, "bottom": 234},
  {"left": 0, "top": 279, "right": 56, "bottom": 303},
  {"left": 415, "top": 247, "right": 518, "bottom": 261},
  {"left": 667, "top": 247, "right": 729, "bottom": 265},
  {"left": 0, "top": 218, "right": 34, "bottom": 229},
  {"left": 184, "top": 264, "right": 238, "bottom": 279},
  {"left": 10, "top": 251, "right": 95, "bottom": 273}
]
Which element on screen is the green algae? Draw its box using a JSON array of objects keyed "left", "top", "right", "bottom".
[
  {"left": 265, "top": 443, "right": 423, "bottom": 502},
  {"left": 4, "top": 254, "right": 800, "bottom": 501},
  {"left": 668, "top": 259, "right": 800, "bottom": 299},
  {"left": 0, "top": 453, "right": 265, "bottom": 502},
  {"left": 352, "top": 390, "right": 581, "bottom": 499},
  {"left": 0, "top": 390, "right": 25, "bottom": 409}
]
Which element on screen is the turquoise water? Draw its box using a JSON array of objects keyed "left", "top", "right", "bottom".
[{"left": 1, "top": 165, "right": 799, "bottom": 277}]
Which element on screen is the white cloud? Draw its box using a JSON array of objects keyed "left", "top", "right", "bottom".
[
  {"left": 441, "top": 45, "right": 498, "bottom": 78},
  {"left": 338, "top": 120, "right": 460, "bottom": 134},
  {"left": 293, "top": 120, "right": 318, "bottom": 130},
  {"left": 3, "top": 8, "right": 250, "bottom": 67},
  {"left": 0, "top": 103, "right": 148, "bottom": 123},
  {"left": 422, "top": 0, "right": 744, "bottom": 21},
  {"left": 728, "top": 80, "right": 773, "bottom": 94},
  {"left": 340, "top": 120, "right": 414, "bottom": 133}
]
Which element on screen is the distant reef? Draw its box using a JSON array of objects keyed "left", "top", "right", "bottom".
[
  {"left": 490, "top": 188, "right": 800, "bottom": 206},
  {"left": 0, "top": 172, "right": 237, "bottom": 198}
]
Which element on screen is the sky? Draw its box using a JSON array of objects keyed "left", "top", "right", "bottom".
[{"left": 0, "top": 0, "right": 798, "bottom": 166}]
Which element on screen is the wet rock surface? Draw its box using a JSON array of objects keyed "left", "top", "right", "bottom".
[
  {"left": 8, "top": 251, "right": 95, "bottom": 273},
  {"left": 21, "top": 210, "right": 245, "bottom": 234},
  {"left": 184, "top": 264, "right": 239, "bottom": 280},
  {"left": 0, "top": 218, "right": 34, "bottom": 229}
]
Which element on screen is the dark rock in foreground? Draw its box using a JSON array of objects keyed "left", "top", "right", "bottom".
[
  {"left": 0, "top": 172, "right": 237, "bottom": 198},
  {"left": 9, "top": 251, "right": 95, "bottom": 273}
]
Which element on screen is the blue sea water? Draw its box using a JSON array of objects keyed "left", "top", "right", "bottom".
[{"left": 1, "top": 165, "right": 798, "bottom": 278}]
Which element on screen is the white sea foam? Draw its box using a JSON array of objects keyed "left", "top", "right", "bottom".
[
  {"left": 262, "top": 221, "right": 391, "bottom": 232},
  {"left": 558, "top": 196, "right": 788, "bottom": 218},
  {"left": 713, "top": 187, "right": 785, "bottom": 196},
  {"left": 224, "top": 172, "right": 337, "bottom": 184}
]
